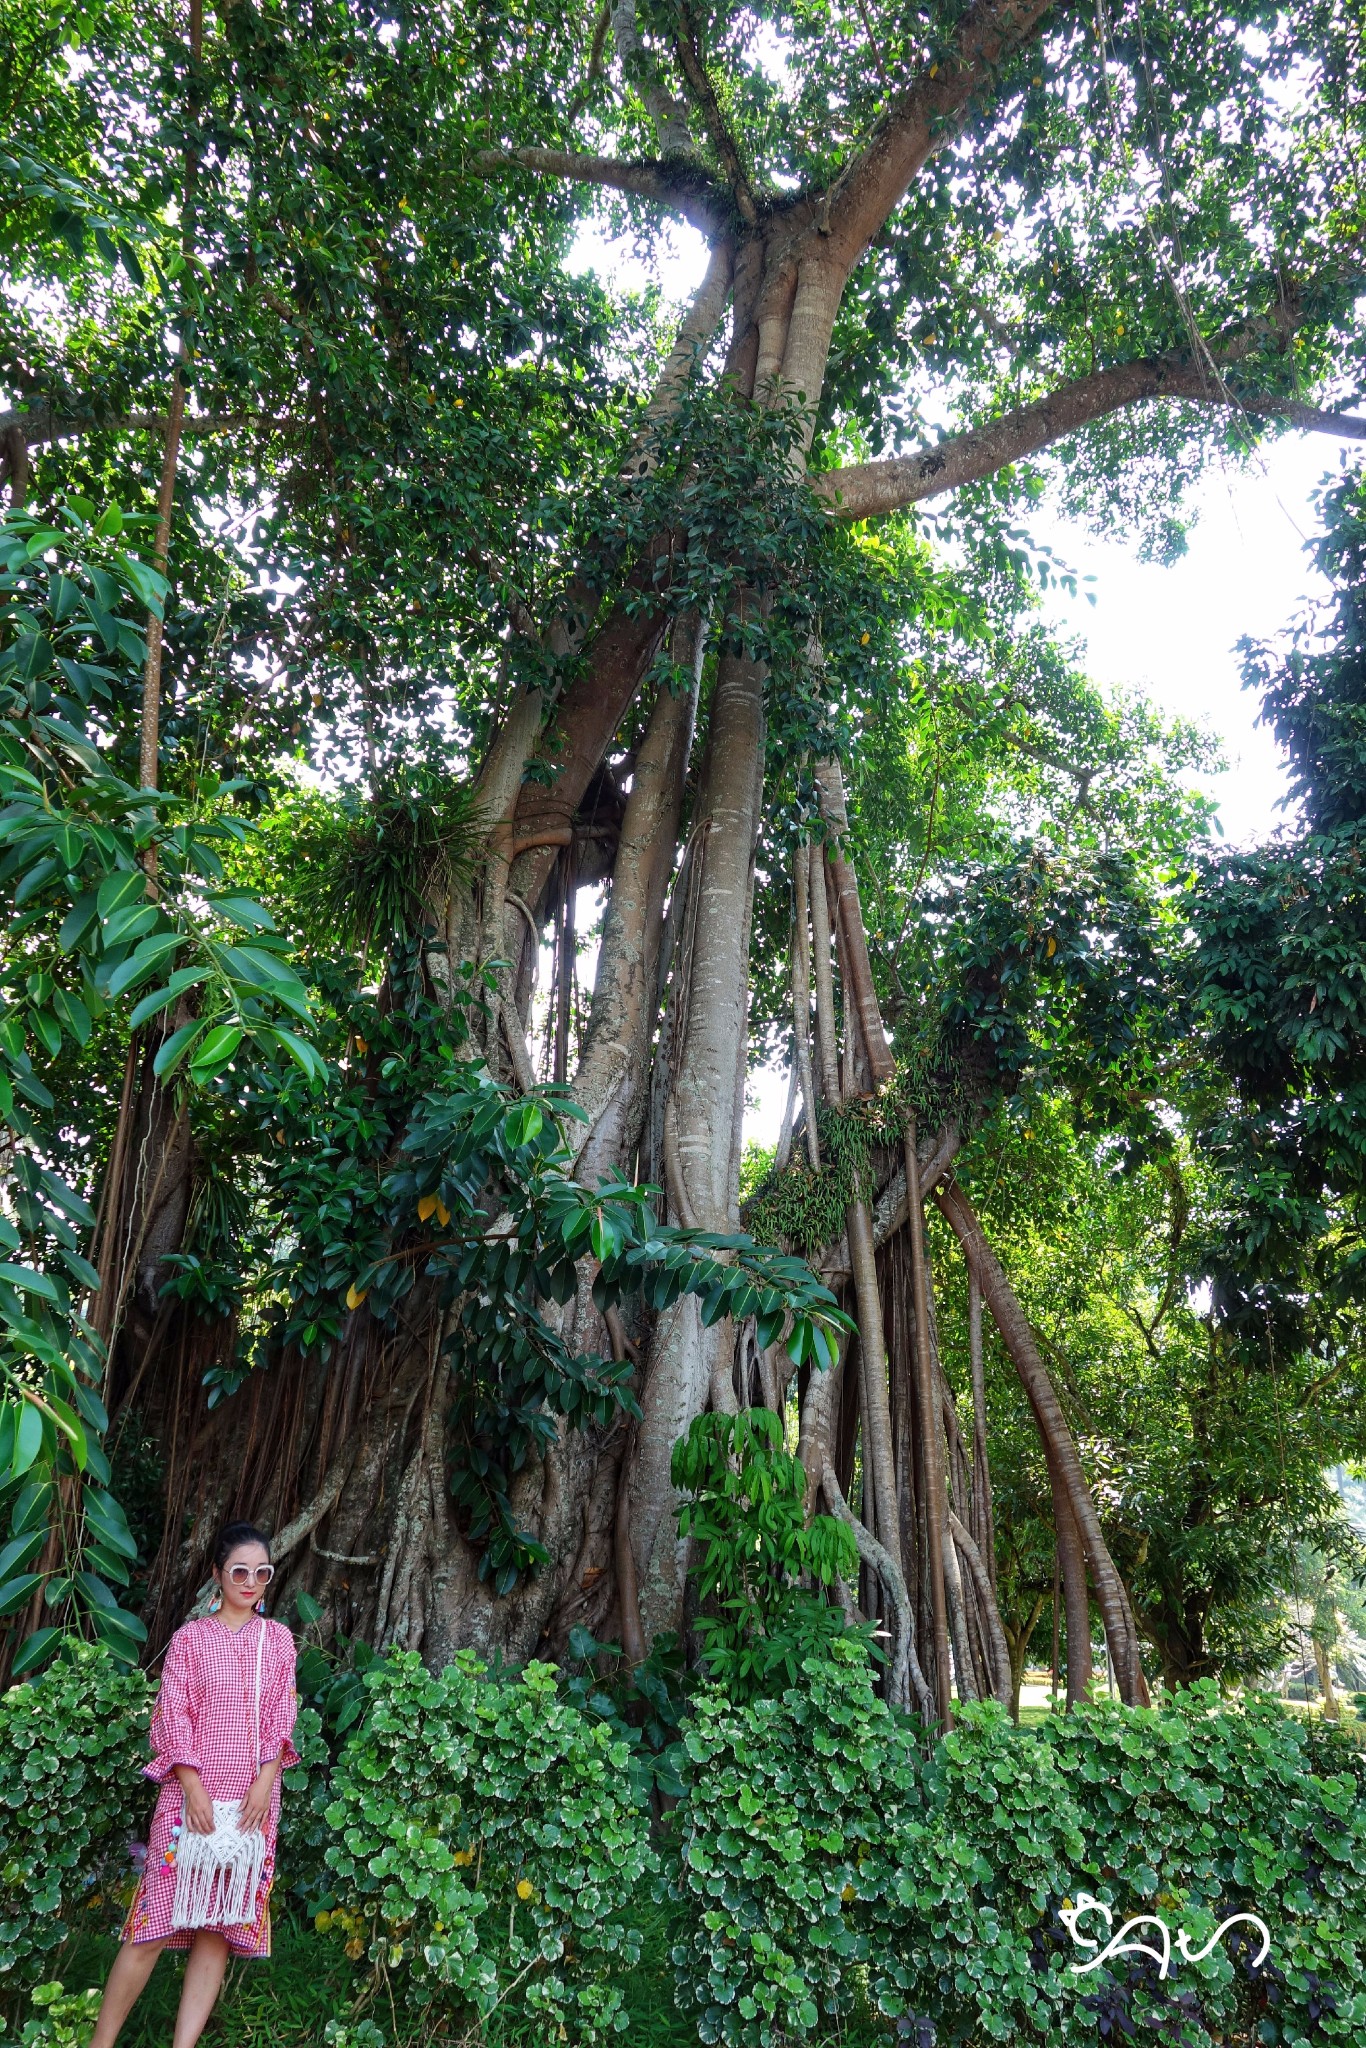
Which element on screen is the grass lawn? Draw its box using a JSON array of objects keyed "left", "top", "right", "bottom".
[{"left": 33, "top": 1900, "right": 895, "bottom": 2047}]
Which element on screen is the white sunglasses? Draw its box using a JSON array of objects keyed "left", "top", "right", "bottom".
[{"left": 225, "top": 1563, "right": 274, "bottom": 1587}]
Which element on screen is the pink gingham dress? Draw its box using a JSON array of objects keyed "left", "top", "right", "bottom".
[{"left": 122, "top": 1616, "right": 299, "bottom": 1956}]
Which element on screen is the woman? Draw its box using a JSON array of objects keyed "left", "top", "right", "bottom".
[{"left": 90, "top": 1523, "right": 299, "bottom": 2048}]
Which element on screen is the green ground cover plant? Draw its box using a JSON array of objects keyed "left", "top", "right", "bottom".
[
  {"left": 320, "top": 1651, "right": 656, "bottom": 2044},
  {"left": 1, "top": 1645, "right": 1363, "bottom": 2046}
]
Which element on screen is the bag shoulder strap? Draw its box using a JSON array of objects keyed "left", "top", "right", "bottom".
[{"left": 253, "top": 1617, "right": 265, "bottom": 1766}]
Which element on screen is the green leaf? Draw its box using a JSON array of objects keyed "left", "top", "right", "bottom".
[
  {"left": 129, "top": 965, "right": 210, "bottom": 1028},
  {"left": 10, "top": 1625, "right": 62, "bottom": 1677},
  {"left": 0, "top": 1572, "right": 43, "bottom": 1617},
  {"left": 10, "top": 1478, "right": 52, "bottom": 1533},
  {"left": 52, "top": 987, "right": 92, "bottom": 1045},
  {"left": 105, "top": 930, "right": 183, "bottom": 999},
  {"left": 96, "top": 869, "right": 145, "bottom": 924},
  {"left": 152, "top": 1019, "right": 204, "bottom": 1080},
  {"left": 57, "top": 893, "right": 98, "bottom": 953},
  {"left": 102, "top": 903, "right": 159, "bottom": 949},
  {"left": 209, "top": 894, "right": 277, "bottom": 933},
  {"left": 0, "top": 1264, "right": 59, "bottom": 1303},
  {"left": 28, "top": 1009, "right": 62, "bottom": 1059},
  {"left": 0, "top": 1531, "right": 45, "bottom": 1582},
  {"left": 13, "top": 1400, "right": 47, "bottom": 1477},
  {"left": 266, "top": 1025, "right": 325, "bottom": 1083},
  {"left": 188, "top": 1023, "right": 243, "bottom": 1081}
]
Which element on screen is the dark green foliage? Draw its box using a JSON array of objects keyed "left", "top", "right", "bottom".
[
  {"left": 882, "top": 1688, "right": 1366, "bottom": 2045},
  {"left": 1189, "top": 474, "right": 1366, "bottom": 1335},
  {"left": 670, "top": 1641, "right": 917, "bottom": 2044},
  {"left": 303, "top": 769, "right": 487, "bottom": 963},
  {"left": 4, "top": 1647, "right": 1366, "bottom": 2046},
  {"left": 674, "top": 1662, "right": 1366, "bottom": 2047},
  {"left": 0, "top": 1645, "right": 150, "bottom": 1991},
  {"left": 178, "top": 948, "right": 847, "bottom": 1588},
  {"left": 672, "top": 1409, "right": 866, "bottom": 1697},
  {"left": 744, "top": 1038, "right": 971, "bottom": 1257},
  {"left": 321, "top": 1650, "right": 656, "bottom": 2044},
  {"left": 0, "top": 503, "right": 321, "bottom": 1667}
]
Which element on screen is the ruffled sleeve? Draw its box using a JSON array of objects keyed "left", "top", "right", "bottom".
[
  {"left": 259, "top": 1622, "right": 300, "bottom": 1770},
  {"left": 145, "top": 1623, "right": 204, "bottom": 1783}
]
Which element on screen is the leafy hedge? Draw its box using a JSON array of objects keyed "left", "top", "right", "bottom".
[
  {"left": 672, "top": 1656, "right": 1366, "bottom": 2046},
  {"left": 3, "top": 1642, "right": 1364, "bottom": 2048},
  {"left": 320, "top": 1650, "right": 655, "bottom": 2043},
  {"left": 0, "top": 1647, "right": 150, "bottom": 1984}
]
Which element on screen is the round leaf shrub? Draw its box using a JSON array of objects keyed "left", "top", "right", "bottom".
[
  {"left": 670, "top": 1638, "right": 918, "bottom": 2045},
  {"left": 322, "top": 1650, "right": 655, "bottom": 2043},
  {"left": 877, "top": 1688, "right": 1366, "bottom": 2045},
  {"left": 0, "top": 1645, "right": 151, "bottom": 1993}
]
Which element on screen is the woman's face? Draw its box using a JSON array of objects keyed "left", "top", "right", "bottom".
[{"left": 214, "top": 1541, "right": 272, "bottom": 1621}]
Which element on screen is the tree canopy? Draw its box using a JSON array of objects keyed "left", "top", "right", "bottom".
[{"left": 0, "top": 0, "right": 1362, "bottom": 1705}]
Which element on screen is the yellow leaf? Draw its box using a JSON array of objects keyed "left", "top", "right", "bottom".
[
  {"left": 418, "top": 1193, "right": 439, "bottom": 1222},
  {"left": 516, "top": 1879, "right": 534, "bottom": 1901},
  {"left": 454, "top": 1849, "right": 474, "bottom": 1868},
  {"left": 354, "top": 1035, "right": 368, "bottom": 1055},
  {"left": 1046, "top": 935, "right": 1056, "bottom": 956},
  {"left": 860, "top": 632, "right": 870, "bottom": 645},
  {"left": 435, "top": 1200, "right": 451, "bottom": 1227},
  {"left": 841, "top": 1883, "right": 855, "bottom": 1904},
  {"left": 345, "top": 1284, "right": 368, "bottom": 1311}
]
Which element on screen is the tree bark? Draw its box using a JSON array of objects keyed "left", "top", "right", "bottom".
[
  {"left": 815, "top": 759, "right": 893, "bottom": 1086},
  {"left": 906, "top": 1125, "right": 952, "bottom": 1725},
  {"left": 629, "top": 633, "right": 766, "bottom": 1635},
  {"left": 934, "top": 1180, "right": 1148, "bottom": 1705}
]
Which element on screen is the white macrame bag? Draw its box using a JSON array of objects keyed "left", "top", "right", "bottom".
[{"left": 170, "top": 1619, "right": 269, "bottom": 1932}]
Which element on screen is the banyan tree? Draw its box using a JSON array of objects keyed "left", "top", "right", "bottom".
[{"left": 2, "top": 0, "right": 1363, "bottom": 1703}]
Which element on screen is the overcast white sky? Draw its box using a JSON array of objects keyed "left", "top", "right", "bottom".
[{"left": 569, "top": 218, "right": 1361, "bottom": 1143}]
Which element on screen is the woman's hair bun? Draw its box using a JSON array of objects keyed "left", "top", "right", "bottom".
[{"left": 213, "top": 1520, "right": 272, "bottom": 1570}]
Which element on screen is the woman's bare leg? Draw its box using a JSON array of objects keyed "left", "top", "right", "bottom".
[
  {"left": 89, "top": 1939, "right": 167, "bottom": 2047},
  {"left": 170, "top": 1931, "right": 231, "bottom": 2048}
]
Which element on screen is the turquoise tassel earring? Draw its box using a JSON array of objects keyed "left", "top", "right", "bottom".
[{"left": 208, "top": 1586, "right": 222, "bottom": 1613}]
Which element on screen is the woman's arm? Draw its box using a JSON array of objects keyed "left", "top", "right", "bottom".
[
  {"left": 238, "top": 1756, "right": 279, "bottom": 1833},
  {"left": 146, "top": 1627, "right": 206, "bottom": 1788},
  {"left": 259, "top": 1625, "right": 301, "bottom": 1771}
]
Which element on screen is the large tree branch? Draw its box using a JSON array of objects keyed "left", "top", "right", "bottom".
[
  {"left": 826, "top": 0, "right": 1057, "bottom": 264},
  {"left": 0, "top": 403, "right": 284, "bottom": 464},
  {"left": 609, "top": 0, "right": 699, "bottom": 159},
  {"left": 817, "top": 357, "right": 1366, "bottom": 521},
  {"left": 469, "top": 145, "right": 724, "bottom": 233},
  {"left": 671, "top": 0, "right": 758, "bottom": 225}
]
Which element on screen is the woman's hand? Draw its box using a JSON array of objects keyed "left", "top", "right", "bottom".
[
  {"left": 239, "top": 1760, "right": 278, "bottom": 1834},
  {"left": 173, "top": 1766, "right": 215, "bottom": 1835}
]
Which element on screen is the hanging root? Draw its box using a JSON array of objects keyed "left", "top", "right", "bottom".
[
  {"left": 821, "top": 1464, "right": 933, "bottom": 1722},
  {"left": 949, "top": 1510, "right": 1013, "bottom": 1703},
  {"left": 498, "top": 986, "right": 537, "bottom": 1093}
]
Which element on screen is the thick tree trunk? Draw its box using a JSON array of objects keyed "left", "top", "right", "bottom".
[
  {"left": 126, "top": 0, "right": 1098, "bottom": 1666},
  {"left": 629, "top": 636, "right": 766, "bottom": 1635},
  {"left": 573, "top": 623, "right": 702, "bottom": 1180}
]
